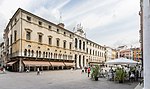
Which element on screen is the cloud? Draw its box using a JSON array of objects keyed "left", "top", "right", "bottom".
[{"left": 0, "top": 0, "right": 140, "bottom": 48}]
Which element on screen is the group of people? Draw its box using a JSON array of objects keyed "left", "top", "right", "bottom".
[
  {"left": 105, "top": 65, "right": 143, "bottom": 82},
  {"left": 81, "top": 67, "right": 91, "bottom": 77}
]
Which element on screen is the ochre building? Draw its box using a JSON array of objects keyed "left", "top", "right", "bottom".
[{"left": 4, "top": 8, "right": 105, "bottom": 72}]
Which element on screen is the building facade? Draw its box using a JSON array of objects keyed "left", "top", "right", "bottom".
[
  {"left": 105, "top": 46, "right": 117, "bottom": 61},
  {"left": 3, "top": 8, "right": 105, "bottom": 72},
  {"left": 132, "top": 48, "right": 141, "bottom": 62},
  {"left": 0, "top": 42, "right": 5, "bottom": 67}
]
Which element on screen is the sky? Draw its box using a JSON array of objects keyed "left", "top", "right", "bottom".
[{"left": 0, "top": 0, "right": 140, "bottom": 48}]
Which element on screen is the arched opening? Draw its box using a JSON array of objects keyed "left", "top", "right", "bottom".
[{"left": 24, "top": 49, "right": 27, "bottom": 56}]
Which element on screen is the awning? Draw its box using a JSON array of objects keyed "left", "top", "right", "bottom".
[
  {"left": 64, "top": 62, "right": 74, "bottom": 66},
  {"left": 23, "top": 61, "right": 51, "bottom": 66},
  {"left": 50, "top": 62, "right": 65, "bottom": 66},
  {"left": 7, "top": 61, "right": 16, "bottom": 66}
]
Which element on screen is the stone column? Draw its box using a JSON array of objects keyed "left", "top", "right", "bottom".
[
  {"left": 143, "top": 0, "right": 150, "bottom": 89},
  {"left": 19, "top": 58, "right": 22, "bottom": 72}
]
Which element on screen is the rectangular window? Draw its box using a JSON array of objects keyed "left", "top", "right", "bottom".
[
  {"left": 14, "top": 31, "right": 17, "bottom": 41},
  {"left": 10, "top": 35, "right": 12, "bottom": 45},
  {"left": 48, "top": 37, "right": 52, "bottom": 45},
  {"left": 69, "top": 42, "right": 72, "bottom": 50},
  {"left": 39, "top": 35, "right": 42, "bottom": 43},
  {"left": 26, "top": 31, "right": 31, "bottom": 40}
]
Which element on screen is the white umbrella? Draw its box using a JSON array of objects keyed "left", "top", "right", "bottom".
[{"left": 105, "top": 57, "right": 138, "bottom": 65}]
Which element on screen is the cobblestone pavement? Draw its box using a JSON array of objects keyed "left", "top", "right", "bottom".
[{"left": 0, "top": 70, "right": 138, "bottom": 89}]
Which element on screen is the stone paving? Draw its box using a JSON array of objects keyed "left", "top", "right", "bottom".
[{"left": 0, "top": 70, "right": 138, "bottom": 89}]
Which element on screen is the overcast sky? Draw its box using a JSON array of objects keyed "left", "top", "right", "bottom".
[{"left": 0, "top": 0, "right": 140, "bottom": 48}]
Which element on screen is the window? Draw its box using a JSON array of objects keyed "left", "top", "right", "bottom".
[
  {"left": 70, "top": 34, "right": 72, "bottom": 38},
  {"left": 57, "top": 29, "right": 59, "bottom": 33},
  {"left": 39, "top": 21, "right": 42, "bottom": 25},
  {"left": 69, "top": 42, "right": 72, "bottom": 50},
  {"left": 14, "top": 30, "right": 17, "bottom": 41},
  {"left": 79, "top": 40, "right": 81, "bottom": 49},
  {"left": 31, "top": 50, "right": 34, "bottom": 57},
  {"left": 86, "top": 48, "right": 88, "bottom": 54},
  {"left": 56, "top": 38, "right": 60, "bottom": 47},
  {"left": 27, "top": 16, "right": 31, "bottom": 21},
  {"left": 63, "top": 40, "right": 66, "bottom": 49},
  {"left": 64, "top": 32, "right": 66, "bottom": 35},
  {"left": 43, "top": 52, "right": 45, "bottom": 58},
  {"left": 24, "top": 49, "right": 27, "bottom": 56},
  {"left": 28, "top": 50, "right": 30, "bottom": 56},
  {"left": 38, "top": 35, "right": 42, "bottom": 43},
  {"left": 26, "top": 31, "right": 31, "bottom": 40},
  {"left": 46, "top": 52, "right": 48, "bottom": 58},
  {"left": 93, "top": 50, "right": 94, "bottom": 55},
  {"left": 75, "top": 38, "right": 78, "bottom": 48},
  {"left": 83, "top": 41, "right": 85, "bottom": 50},
  {"left": 10, "top": 35, "right": 12, "bottom": 45},
  {"left": 48, "top": 37, "right": 52, "bottom": 45},
  {"left": 39, "top": 51, "right": 41, "bottom": 57},
  {"left": 49, "top": 25, "right": 51, "bottom": 29},
  {"left": 90, "top": 49, "right": 91, "bottom": 54},
  {"left": 36, "top": 51, "right": 38, "bottom": 57}
]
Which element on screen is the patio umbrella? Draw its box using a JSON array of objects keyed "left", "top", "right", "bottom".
[{"left": 105, "top": 58, "right": 138, "bottom": 65}]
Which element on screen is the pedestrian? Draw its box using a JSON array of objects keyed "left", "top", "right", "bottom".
[
  {"left": 2, "top": 67, "right": 6, "bottom": 74},
  {"left": 88, "top": 67, "right": 90, "bottom": 77},
  {"left": 81, "top": 67, "right": 84, "bottom": 73},
  {"left": 37, "top": 68, "right": 40, "bottom": 75}
]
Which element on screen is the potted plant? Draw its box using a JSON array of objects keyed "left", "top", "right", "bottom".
[
  {"left": 115, "top": 68, "right": 126, "bottom": 83},
  {"left": 91, "top": 65, "right": 100, "bottom": 81}
]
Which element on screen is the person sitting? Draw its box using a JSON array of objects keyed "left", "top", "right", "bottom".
[{"left": 130, "top": 72, "right": 135, "bottom": 82}]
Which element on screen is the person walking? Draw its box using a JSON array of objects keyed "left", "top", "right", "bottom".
[
  {"left": 37, "top": 67, "right": 40, "bottom": 75},
  {"left": 88, "top": 67, "right": 90, "bottom": 77},
  {"left": 2, "top": 67, "right": 6, "bottom": 74}
]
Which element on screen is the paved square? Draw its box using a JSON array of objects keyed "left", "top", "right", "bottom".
[{"left": 0, "top": 70, "right": 138, "bottom": 89}]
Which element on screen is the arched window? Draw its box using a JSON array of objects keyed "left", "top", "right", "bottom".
[
  {"left": 51, "top": 53, "right": 53, "bottom": 58},
  {"left": 75, "top": 38, "right": 78, "bottom": 48},
  {"left": 31, "top": 50, "right": 34, "bottom": 57},
  {"left": 58, "top": 54, "right": 62, "bottom": 59},
  {"left": 39, "top": 51, "right": 41, "bottom": 57},
  {"left": 63, "top": 54, "right": 65, "bottom": 59},
  {"left": 49, "top": 52, "right": 50, "bottom": 58},
  {"left": 28, "top": 50, "right": 30, "bottom": 56},
  {"left": 56, "top": 54, "right": 57, "bottom": 59},
  {"left": 24, "top": 49, "right": 27, "bottom": 56},
  {"left": 83, "top": 41, "right": 85, "bottom": 50},
  {"left": 83, "top": 56, "right": 85, "bottom": 67},
  {"left": 46, "top": 52, "right": 48, "bottom": 58},
  {"left": 36, "top": 51, "right": 38, "bottom": 57},
  {"left": 79, "top": 40, "right": 82, "bottom": 49},
  {"left": 43, "top": 52, "right": 45, "bottom": 58}
]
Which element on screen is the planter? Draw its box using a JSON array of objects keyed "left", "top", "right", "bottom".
[
  {"left": 119, "top": 80, "right": 123, "bottom": 83},
  {"left": 95, "top": 77, "right": 98, "bottom": 81}
]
